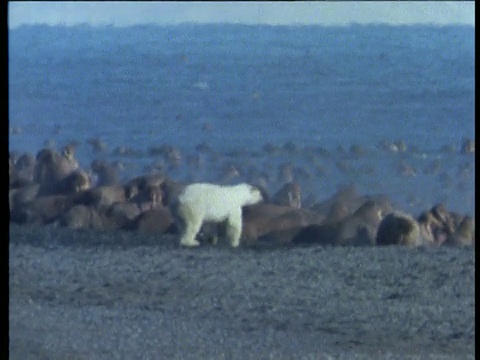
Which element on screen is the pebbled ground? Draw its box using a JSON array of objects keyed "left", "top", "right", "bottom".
[{"left": 9, "top": 223, "right": 475, "bottom": 359}]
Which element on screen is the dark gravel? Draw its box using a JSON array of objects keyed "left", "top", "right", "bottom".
[{"left": 9, "top": 223, "right": 475, "bottom": 359}]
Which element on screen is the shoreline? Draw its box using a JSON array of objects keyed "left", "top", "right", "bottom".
[{"left": 9, "top": 223, "right": 475, "bottom": 359}]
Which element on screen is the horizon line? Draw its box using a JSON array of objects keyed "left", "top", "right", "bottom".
[{"left": 9, "top": 21, "right": 475, "bottom": 30}]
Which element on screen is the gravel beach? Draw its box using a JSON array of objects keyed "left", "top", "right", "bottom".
[{"left": 9, "top": 223, "right": 475, "bottom": 359}]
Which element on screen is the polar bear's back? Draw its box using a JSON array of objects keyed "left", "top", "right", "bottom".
[
  {"left": 178, "top": 183, "right": 260, "bottom": 221},
  {"left": 179, "top": 183, "right": 227, "bottom": 205}
]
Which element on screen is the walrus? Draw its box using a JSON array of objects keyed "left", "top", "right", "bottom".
[
  {"left": 309, "top": 184, "right": 359, "bottom": 216},
  {"left": 149, "top": 144, "right": 182, "bottom": 169},
  {"left": 37, "top": 169, "right": 91, "bottom": 197},
  {"left": 419, "top": 204, "right": 474, "bottom": 247},
  {"left": 107, "top": 202, "right": 143, "bottom": 222},
  {"left": 445, "top": 216, "right": 475, "bottom": 246},
  {"left": 128, "top": 184, "right": 163, "bottom": 211},
  {"left": 423, "top": 158, "right": 442, "bottom": 176},
  {"left": 272, "top": 182, "right": 302, "bottom": 209},
  {"left": 323, "top": 200, "right": 350, "bottom": 224},
  {"left": 242, "top": 203, "right": 300, "bottom": 240},
  {"left": 91, "top": 159, "right": 120, "bottom": 186},
  {"left": 255, "top": 226, "right": 306, "bottom": 246},
  {"left": 349, "top": 144, "right": 368, "bottom": 159},
  {"left": 11, "top": 195, "right": 75, "bottom": 225},
  {"left": 309, "top": 185, "right": 391, "bottom": 225},
  {"left": 375, "top": 211, "right": 421, "bottom": 246},
  {"left": 430, "top": 204, "right": 456, "bottom": 234},
  {"left": 125, "top": 207, "right": 176, "bottom": 234},
  {"left": 417, "top": 205, "right": 455, "bottom": 246},
  {"left": 33, "top": 148, "right": 79, "bottom": 186},
  {"left": 240, "top": 203, "right": 320, "bottom": 243},
  {"left": 277, "top": 162, "right": 295, "bottom": 184},
  {"left": 160, "top": 178, "right": 188, "bottom": 207},
  {"left": 460, "top": 138, "right": 474, "bottom": 154},
  {"left": 219, "top": 164, "right": 241, "bottom": 183},
  {"left": 122, "top": 174, "right": 167, "bottom": 211},
  {"left": 397, "top": 160, "right": 417, "bottom": 177},
  {"left": 59, "top": 201, "right": 144, "bottom": 231},
  {"left": 61, "top": 145, "right": 79, "bottom": 169},
  {"left": 10, "top": 152, "right": 36, "bottom": 187},
  {"left": 417, "top": 211, "right": 443, "bottom": 246},
  {"left": 292, "top": 200, "right": 389, "bottom": 246},
  {"left": 58, "top": 204, "right": 105, "bottom": 230},
  {"left": 376, "top": 139, "right": 407, "bottom": 153},
  {"left": 9, "top": 184, "right": 41, "bottom": 213},
  {"left": 165, "top": 146, "right": 183, "bottom": 168},
  {"left": 72, "top": 185, "right": 127, "bottom": 209},
  {"left": 423, "top": 204, "right": 456, "bottom": 245},
  {"left": 87, "top": 137, "right": 108, "bottom": 153},
  {"left": 289, "top": 222, "right": 340, "bottom": 246},
  {"left": 262, "top": 142, "right": 281, "bottom": 156},
  {"left": 97, "top": 202, "right": 145, "bottom": 231},
  {"left": 124, "top": 174, "right": 167, "bottom": 198}
]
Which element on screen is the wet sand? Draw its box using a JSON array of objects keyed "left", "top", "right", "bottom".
[{"left": 9, "top": 223, "right": 475, "bottom": 359}]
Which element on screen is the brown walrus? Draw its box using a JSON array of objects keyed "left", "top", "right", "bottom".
[
  {"left": 61, "top": 144, "right": 79, "bottom": 169},
  {"left": 417, "top": 204, "right": 460, "bottom": 246},
  {"left": 9, "top": 170, "right": 90, "bottom": 223},
  {"left": 445, "top": 216, "right": 475, "bottom": 246},
  {"left": 58, "top": 204, "right": 105, "bottom": 230},
  {"left": 106, "top": 202, "right": 143, "bottom": 226},
  {"left": 125, "top": 174, "right": 167, "bottom": 194},
  {"left": 161, "top": 178, "right": 188, "bottom": 207},
  {"left": 240, "top": 203, "right": 322, "bottom": 244},
  {"left": 323, "top": 200, "right": 350, "bottom": 224},
  {"left": 418, "top": 204, "right": 474, "bottom": 247},
  {"left": 277, "top": 162, "right": 295, "bottom": 184},
  {"left": 309, "top": 184, "right": 359, "bottom": 216},
  {"left": 125, "top": 207, "right": 175, "bottom": 234},
  {"left": 11, "top": 195, "right": 75, "bottom": 225},
  {"left": 91, "top": 159, "right": 120, "bottom": 186},
  {"left": 309, "top": 185, "right": 391, "bottom": 225},
  {"left": 417, "top": 211, "right": 443, "bottom": 246},
  {"left": 123, "top": 174, "right": 167, "bottom": 210},
  {"left": 33, "top": 148, "right": 79, "bottom": 186},
  {"left": 128, "top": 184, "right": 163, "bottom": 211},
  {"left": 61, "top": 170, "right": 91, "bottom": 194},
  {"left": 59, "top": 201, "right": 143, "bottom": 231},
  {"left": 375, "top": 211, "right": 422, "bottom": 246},
  {"left": 10, "top": 152, "right": 36, "bottom": 188},
  {"left": 272, "top": 182, "right": 302, "bottom": 209},
  {"left": 87, "top": 137, "right": 108, "bottom": 153},
  {"left": 37, "top": 169, "right": 91, "bottom": 197},
  {"left": 9, "top": 184, "right": 41, "bottom": 214},
  {"left": 72, "top": 185, "right": 127, "bottom": 209},
  {"left": 291, "top": 199, "right": 391, "bottom": 246},
  {"left": 460, "top": 138, "right": 475, "bottom": 154}
]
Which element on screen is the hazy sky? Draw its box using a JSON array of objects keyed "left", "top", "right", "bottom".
[{"left": 8, "top": 1, "right": 475, "bottom": 28}]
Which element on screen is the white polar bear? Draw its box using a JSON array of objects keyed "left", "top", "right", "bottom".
[{"left": 176, "top": 182, "right": 263, "bottom": 247}]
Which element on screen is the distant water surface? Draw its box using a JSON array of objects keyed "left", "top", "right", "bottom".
[{"left": 8, "top": 24, "right": 475, "bottom": 215}]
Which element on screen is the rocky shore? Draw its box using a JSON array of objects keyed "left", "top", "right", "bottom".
[{"left": 9, "top": 223, "right": 475, "bottom": 359}]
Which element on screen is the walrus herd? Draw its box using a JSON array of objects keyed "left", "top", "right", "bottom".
[{"left": 9, "top": 145, "right": 475, "bottom": 248}]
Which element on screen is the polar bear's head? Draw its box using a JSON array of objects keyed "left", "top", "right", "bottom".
[{"left": 244, "top": 184, "right": 264, "bottom": 205}]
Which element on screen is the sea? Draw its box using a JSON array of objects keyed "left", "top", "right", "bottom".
[{"left": 8, "top": 24, "right": 475, "bottom": 217}]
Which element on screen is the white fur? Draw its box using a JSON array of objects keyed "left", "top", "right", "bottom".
[{"left": 176, "top": 183, "right": 263, "bottom": 247}]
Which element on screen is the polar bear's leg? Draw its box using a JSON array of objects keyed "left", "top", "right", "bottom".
[
  {"left": 178, "top": 204, "right": 202, "bottom": 247},
  {"left": 180, "top": 222, "right": 202, "bottom": 247},
  {"left": 226, "top": 209, "right": 242, "bottom": 247},
  {"left": 180, "top": 219, "right": 202, "bottom": 247}
]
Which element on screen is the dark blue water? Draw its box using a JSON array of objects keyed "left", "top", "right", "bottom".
[{"left": 8, "top": 24, "right": 475, "bottom": 216}]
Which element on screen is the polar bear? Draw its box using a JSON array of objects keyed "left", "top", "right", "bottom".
[{"left": 175, "top": 182, "right": 263, "bottom": 247}]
